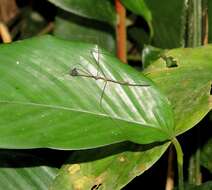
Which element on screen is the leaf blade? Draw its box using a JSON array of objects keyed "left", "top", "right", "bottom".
[{"left": 0, "top": 35, "right": 174, "bottom": 149}]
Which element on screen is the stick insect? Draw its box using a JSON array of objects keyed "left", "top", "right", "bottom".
[{"left": 70, "top": 46, "right": 150, "bottom": 106}]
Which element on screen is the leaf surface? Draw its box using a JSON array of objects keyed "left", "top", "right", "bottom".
[
  {"left": 145, "top": 45, "right": 212, "bottom": 135},
  {"left": 47, "top": 0, "right": 116, "bottom": 26},
  {"left": 50, "top": 142, "right": 170, "bottom": 190},
  {"left": 0, "top": 150, "right": 57, "bottom": 190},
  {"left": 51, "top": 45, "right": 212, "bottom": 190},
  {"left": 0, "top": 35, "right": 174, "bottom": 149}
]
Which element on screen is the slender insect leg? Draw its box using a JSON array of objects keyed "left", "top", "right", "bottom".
[
  {"left": 90, "top": 48, "right": 107, "bottom": 79},
  {"left": 95, "top": 46, "right": 100, "bottom": 77},
  {"left": 100, "top": 81, "right": 107, "bottom": 107}
]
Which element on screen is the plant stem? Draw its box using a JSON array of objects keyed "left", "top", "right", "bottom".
[
  {"left": 172, "top": 138, "right": 184, "bottom": 190},
  {"left": 187, "top": 0, "right": 202, "bottom": 47},
  {"left": 187, "top": 0, "right": 202, "bottom": 185},
  {"left": 0, "top": 22, "right": 12, "bottom": 43},
  {"left": 115, "top": 0, "right": 127, "bottom": 63},
  {"left": 165, "top": 146, "right": 175, "bottom": 190},
  {"left": 202, "top": 0, "right": 208, "bottom": 44}
]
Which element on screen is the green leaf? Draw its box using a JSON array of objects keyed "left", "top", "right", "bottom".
[
  {"left": 121, "top": 0, "right": 153, "bottom": 36},
  {"left": 51, "top": 45, "right": 212, "bottom": 190},
  {"left": 0, "top": 35, "right": 174, "bottom": 149},
  {"left": 145, "top": 0, "right": 186, "bottom": 48},
  {"left": 0, "top": 150, "right": 57, "bottom": 190},
  {"left": 50, "top": 142, "right": 170, "bottom": 190},
  {"left": 145, "top": 45, "right": 212, "bottom": 135},
  {"left": 47, "top": 0, "right": 116, "bottom": 26},
  {"left": 53, "top": 11, "right": 115, "bottom": 52}
]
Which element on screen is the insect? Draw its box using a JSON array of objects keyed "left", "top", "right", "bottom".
[{"left": 70, "top": 46, "right": 150, "bottom": 106}]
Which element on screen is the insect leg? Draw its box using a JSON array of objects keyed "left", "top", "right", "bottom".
[
  {"left": 99, "top": 81, "right": 107, "bottom": 107},
  {"left": 90, "top": 48, "right": 107, "bottom": 79}
]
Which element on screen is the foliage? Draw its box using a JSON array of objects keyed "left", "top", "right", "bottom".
[{"left": 0, "top": 0, "right": 211, "bottom": 189}]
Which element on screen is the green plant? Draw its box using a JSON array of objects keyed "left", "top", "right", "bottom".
[{"left": 0, "top": 0, "right": 211, "bottom": 189}]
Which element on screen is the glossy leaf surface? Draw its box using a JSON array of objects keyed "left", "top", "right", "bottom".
[
  {"left": 51, "top": 44, "right": 212, "bottom": 190},
  {"left": 0, "top": 35, "right": 174, "bottom": 149},
  {"left": 47, "top": 0, "right": 116, "bottom": 25}
]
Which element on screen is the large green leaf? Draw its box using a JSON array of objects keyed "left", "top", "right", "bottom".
[
  {"left": 47, "top": 0, "right": 116, "bottom": 26},
  {"left": 51, "top": 45, "right": 212, "bottom": 190},
  {"left": 0, "top": 150, "right": 57, "bottom": 190},
  {"left": 145, "top": 45, "right": 212, "bottom": 135},
  {"left": 50, "top": 142, "right": 170, "bottom": 190},
  {"left": 0, "top": 35, "right": 174, "bottom": 149}
]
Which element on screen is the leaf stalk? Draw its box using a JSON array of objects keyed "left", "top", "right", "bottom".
[{"left": 172, "top": 137, "right": 184, "bottom": 190}]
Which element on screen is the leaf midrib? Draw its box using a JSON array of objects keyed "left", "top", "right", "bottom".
[{"left": 0, "top": 100, "right": 159, "bottom": 129}]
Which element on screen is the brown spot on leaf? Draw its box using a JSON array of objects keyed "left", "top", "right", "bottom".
[{"left": 137, "top": 164, "right": 147, "bottom": 172}]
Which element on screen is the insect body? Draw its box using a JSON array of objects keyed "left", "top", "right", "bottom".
[
  {"left": 70, "top": 47, "right": 150, "bottom": 105},
  {"left": 70, "top": 67, "right": 149, "bottom": 87}
]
